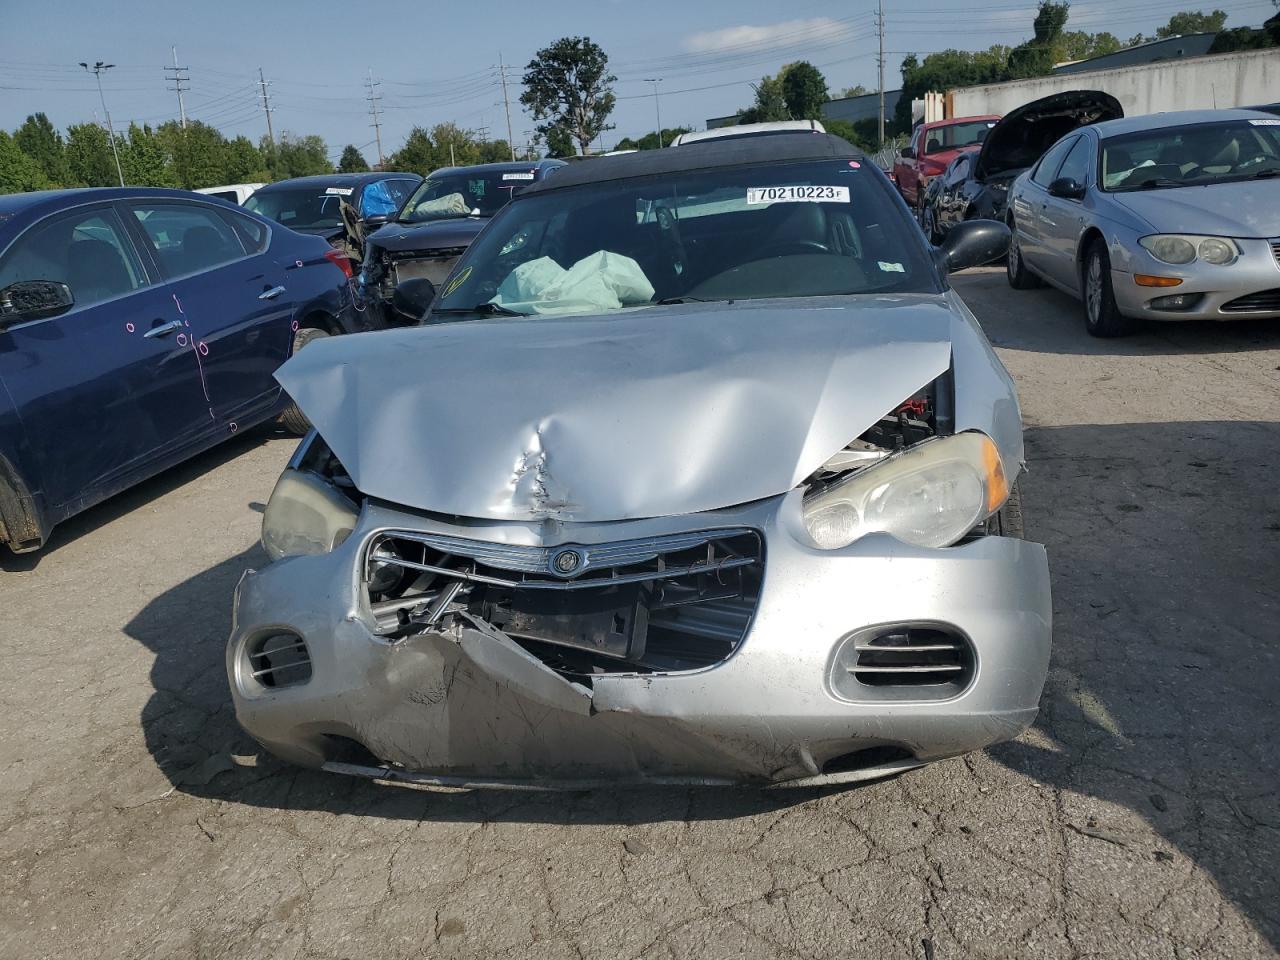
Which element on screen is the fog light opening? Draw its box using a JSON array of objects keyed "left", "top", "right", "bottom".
[
  {"left": 822, "top": 745, "right": 915, "bottom": 775},
  {"left": 245, "top": 630, "right": 312, "bottom": 688},
  {"left": 1147, "top": 292, "right": 1203, "bottom": 311}
]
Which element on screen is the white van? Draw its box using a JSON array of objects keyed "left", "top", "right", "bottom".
[
  {"left": 670, "top": 120, "right": 826, "bottom": 146},
  {"left": 195, "top": 183, "right": 266, "bottom": 206}
]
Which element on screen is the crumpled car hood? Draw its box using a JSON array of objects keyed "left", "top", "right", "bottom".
[
  {"left": 365, "top": 216, "right": 488, "bottom": 253},
  {"left": 276, "top": 297, "right": 956, "bottom": 522}
]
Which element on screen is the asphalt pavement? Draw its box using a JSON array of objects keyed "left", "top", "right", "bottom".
[{"left": 2, "top": 267, "right": 1278, "bottom": 959}]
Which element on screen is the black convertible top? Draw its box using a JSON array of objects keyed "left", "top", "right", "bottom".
[{"left": 525, "top": 133, "right": 862, "bottom": 194}]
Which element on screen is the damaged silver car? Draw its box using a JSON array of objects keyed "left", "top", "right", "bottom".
[{"left": 228, "top": 134, "right": 1052, "bottom": 789}]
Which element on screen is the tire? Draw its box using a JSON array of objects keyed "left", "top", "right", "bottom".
[
  {"left": 1006, "top": 222, "right": 1040, "bottom": 289},
  {"left": 990, "top": 479, "right": 1025, "bottom": 539},
  {"left": 1082, "top": 241, "right": 1137, "bottom": 338},
  {"left": 279, "top": 326, "right": 330, "bottom": 435}
]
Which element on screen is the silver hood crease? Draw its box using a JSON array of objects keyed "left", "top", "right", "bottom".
[{"left": 275, "top": 296, "right": 1019, "bottom": 523}]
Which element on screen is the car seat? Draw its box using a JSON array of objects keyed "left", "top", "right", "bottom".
[
  {"left": 65, "top": 239, "right": 133, "bottom": 305},
  {"left": 182, "top": 226, "right": 233, "bottom": 271}
]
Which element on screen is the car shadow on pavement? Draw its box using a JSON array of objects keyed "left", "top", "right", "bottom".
[
  {"left": 123, "top": 419, "right": 1279, "bottom": 948},
  {"left": 954, "top": 268, "right": 1280, "bottom": 358},
  {"left": 0, "top": 421, "right": 291, "bottom": 572}
]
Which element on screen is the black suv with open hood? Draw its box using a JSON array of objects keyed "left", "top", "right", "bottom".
[
  {"left": 361, "top": 159, "right": 565, "bottom": 324},
  {"left": 920, "top": 90, "right": 1122, "bottom": 243}
]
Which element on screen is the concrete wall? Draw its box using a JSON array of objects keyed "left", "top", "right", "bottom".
[{"left": 951, "top": 48, "right": 1279, "bottom": 119}]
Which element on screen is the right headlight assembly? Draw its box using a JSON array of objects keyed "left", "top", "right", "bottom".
[
  {"left": 261, "top": 435, "right": 360, "bottom": 561},
  {"left": 802, "top": 432, "right": 1009, "bottom": 550}
]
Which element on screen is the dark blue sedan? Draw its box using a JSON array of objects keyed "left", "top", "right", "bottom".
[{"left": 0, "top": 187, "right": 360, "bottom": 554}]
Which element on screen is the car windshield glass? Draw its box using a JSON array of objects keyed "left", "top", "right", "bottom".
[
  {"left": 925, "top": 120, "right": 996, "bottom": 154},
  {"left": 398, "top": 171, "right": 535, "bottom": 223},
  {"left": 427, "top": 159, "right": 938, "bottom": 321},
  {"left": 1101, "top": 119, "right": 1280, "bottom": 190},
  {"left": 243, "top": 187, "right": 346, "bottom": 229}
]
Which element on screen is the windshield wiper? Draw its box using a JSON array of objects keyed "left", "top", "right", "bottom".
[
  {"left": 1124, "top": 177, "right": 1185, "bottom": 190},
  {"left": 655, "top": 296, "right": 731, "bottom": 305},
  {"left": 431, "top": 302, "right": 527, "bottom": 317},
  {"left": 1247, "top": 168, "right": 1280, "bottom": 180}
]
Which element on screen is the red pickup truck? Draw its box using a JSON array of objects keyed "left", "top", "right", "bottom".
[{"left": 893, "top": 115, "right": 1000, "bottom": 214}]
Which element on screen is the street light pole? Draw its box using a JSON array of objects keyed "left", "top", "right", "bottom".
[
  {"left": 80, "top": 60, "right": 125, "bottom": 186},
  {"left": 642, "top": 78, "right": 664, "bottom": 148}
]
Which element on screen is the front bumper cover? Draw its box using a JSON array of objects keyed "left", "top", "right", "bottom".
[{"left": 228, "top": 491, "right": 1052, "bottom": 788}]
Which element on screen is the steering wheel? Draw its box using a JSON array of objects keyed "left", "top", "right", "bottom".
[{"left": 756, "top": 239, "right": 830, "bottom": 258}]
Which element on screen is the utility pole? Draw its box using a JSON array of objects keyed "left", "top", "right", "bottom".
[
  {"left": 877, "top": 0, "right": 886, "bottom": 147},
  {"left": 498, "top": 54, "right": 516, "bottom": 161},
  {"left": 258, "top": 67, "right": 275, "bottom": 148},
  {"left": 164, "top": 46, "right": 189, "bottom": 129},
  {"left": 79, "top": 60, "right": 125, "bottom": 186},
  {"left": 642, "top": 78, "right": 664, "bottom": 148},
  {"left": 366, "top": 68, "right": 385, "bottom": 168}
]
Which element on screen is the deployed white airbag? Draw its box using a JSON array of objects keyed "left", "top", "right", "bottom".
[
  {"left": 412, "top": 192, "right": 471, "bottom": 218},
  {"left": 493, "top": 251, "right": 656, "bottom": 315}
]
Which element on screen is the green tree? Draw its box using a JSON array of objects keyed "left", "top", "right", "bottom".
[
  {"left": 1156, "top": 9, "right": 1228, "bottom": 37},
  {"left": 544, "top": 125, "right": 576, "bottom": 158},
  {"left": 1007, "top": 1, "right": 1071, "bottom": 79},
  {"left": 824, "top": 118, "right": 877, "bottom": 151},
  {"left": 740, "top": 74, "right": 790, "bottom": 123},
  {"left": 781, "top": 61, "right": 829, "bottom": 120},
  {"left": 835, "top": 84, "right": 869, "bottom": 99},
  {"left": 894, "top": 46, "right": 1010, "bottom": 130},
  {"left": 389, "top": 126, "right": 437, "bottom": 174},
  {"left": 158, "top": 120, "right": 230, "bottom": 188},
  {"left": 274, "top": 133, "right": 331, "bottom": 179},
  {"left": 1057, "top": 30, "right": 1123, "bottom": 61},
  {"left": 0, "top": 131, "right": 50, "bottom": 194},
  {"left": 338, "top": 144, "right": 369, "bottom": 173},
  {"left": 13, "top": 113, "right": 68, "bottom": 187},
  {"left": 615, "top": 127, "right": 692, "bottom": 150},
  {"left": 65, "top": 122, "right": 117, "bottom": 187},
  {"left": 521, "top": 36, "right": 617, "bottom": 156},
  {"left": 120, "top": 123, "right": 176, "bottom": 187},
  {"left": 224, "top": 135, "right": 269, "bottom": 183}
]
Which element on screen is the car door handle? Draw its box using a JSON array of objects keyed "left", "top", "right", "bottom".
[
  {"left": 259, "top": 285, "right": 286, "bottom": 300},
  {"left": 143, "top": 319, "right": 184, "bottom": 339}
]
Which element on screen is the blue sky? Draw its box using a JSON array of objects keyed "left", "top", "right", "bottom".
[{"left": 1, "top": 0, "right": 1275, "bottom": 164}]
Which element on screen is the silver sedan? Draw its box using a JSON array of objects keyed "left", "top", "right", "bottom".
[{"left": 1005, "top": 109, "right": 1280, "bottom": 336}]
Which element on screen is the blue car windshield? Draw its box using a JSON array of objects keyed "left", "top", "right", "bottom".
[
  {"left": 1101, "top": 118, "right": 1280, "bottom": 190},
  {"left": 428, "top": 159, "right": 938, "bottom": 321}
]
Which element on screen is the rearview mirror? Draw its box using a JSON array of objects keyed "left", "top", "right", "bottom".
[
  {"left": 1048, "top": 176, "right": 1085, "bottom": 200},
  {"left": 937, "top": 219, "right": 1010, "bottom": 273},
  {"left": 899, "top": 146, "right": 915, "bottom": 159},
  {"left": 392, "top": 278, "right": 438, "bottom": 324},
  {"left": 0, "top": 280, "right": 75, "bottom": 326}
]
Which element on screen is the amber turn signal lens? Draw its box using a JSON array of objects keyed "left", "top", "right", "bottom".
[
  {"left": 1134, "top": 274, "right": 1183, "bottom": 287},
  {"left": 980, "top": 434, "right": 1009, "bottom": 514}
]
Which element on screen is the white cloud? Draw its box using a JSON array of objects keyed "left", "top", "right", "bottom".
[{"left": 683, "top": 18, "right": 847, "bottom": 54}]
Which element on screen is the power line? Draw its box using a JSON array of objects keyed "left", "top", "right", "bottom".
[{"left": 163, "top": 45, "right": 189, "bottom": 129}]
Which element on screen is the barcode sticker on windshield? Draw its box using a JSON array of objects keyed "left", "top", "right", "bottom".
[
  {"left": 747, "top": 185, "right": 850, "bottom": 204},
  {"left": 324, "top": 187, "right": 354, "bottom": 196},
  {"left": 1249, "top": 118, "right": 1280, "bottom": 126},
  {"left": 503, "top": 172, "right": 536, "bottom": 180}
]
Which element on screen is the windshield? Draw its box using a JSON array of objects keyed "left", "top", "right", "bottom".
[
  {"left": 427, "top": 159, "right": 938, "bottom": 321},
  {"left": 398, "top": 170, "right": 536, "bottom": 223},
  {"left": 925, "top": 120, "right": 996, "bottom": 154},
  {"left": 244, "top": 187, "right": 346, "bottom": 230},
  {"left": 1101, "top": 119, "right": 1280, "bottom": 190}
]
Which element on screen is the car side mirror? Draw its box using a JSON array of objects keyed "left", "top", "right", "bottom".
[
  {"left": 1048, "top": 176, "right": 1085, "bottom": 200},
  {"left": 937, "top": 219, "right": 1010, "bottom": 273},
  {"left": 361, "top": 213, "right": 391, "bottom": 229},
  {"left": 0, "top": 280, "right": 75, "bottom": 326},
  {"left": 899, "top": 146, "right": 915, "bottom": 159},
  {"left": 392, "top": 277, "right": 438, "bottom": 323}
]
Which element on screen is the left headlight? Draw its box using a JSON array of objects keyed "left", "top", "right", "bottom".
[
  {"left": 261, "top": 468, "right": 359, "bottom": 561},
  {"left": 1139, "top": 234, "right": 1239, "bottom": 266},
  {"left": 802, "top": 432, "right": 1009, "bottom": 550}
]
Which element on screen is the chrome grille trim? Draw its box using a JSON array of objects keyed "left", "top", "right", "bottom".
[{"left": 376, "top": 528, "right": 754, "bottom": 579}]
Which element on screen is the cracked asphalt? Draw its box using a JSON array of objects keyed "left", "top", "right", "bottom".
[{"left": 2, "top": 268, "right": 1278, "bottom": 959}]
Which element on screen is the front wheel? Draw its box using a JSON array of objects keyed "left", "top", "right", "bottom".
[
  {"left": 990, "top": 480, "right": 1024, "bottom": 539},
  {"left": 279, "top": 326, "right": 330, "bottom": 435},
  {"left": 1006, "top": 224, "right": 1040, "bottom": 289},
  {"left": 1082, "top": 242, "right": 1137, "bottom": 338}
]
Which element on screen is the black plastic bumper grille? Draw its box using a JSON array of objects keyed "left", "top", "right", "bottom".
[
  {"left": 829, "top": 625, "right": 975, "bottom": 702},
  {"left": 1221, "top": 288, "right": 1280, "bottom": 313}
]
